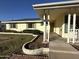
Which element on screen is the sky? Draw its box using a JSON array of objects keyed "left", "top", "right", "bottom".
[{"left": 0, "top": 0, "right": 70, "bottom": 20}]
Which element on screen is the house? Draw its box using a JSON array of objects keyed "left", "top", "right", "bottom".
[
  {"left": 1, "top": 18, "right": 49, "bottom": 32},
  {"left": 0, "top": 21, "right": 6, "bottom": 32},
  {"left": 33, "top": 1, "right": 79, "bottom": 43}
]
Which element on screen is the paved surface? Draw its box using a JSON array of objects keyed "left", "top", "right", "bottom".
[
  {"left": 49, "top": 40, "right": 79, "bottom": 59},
  {"left": 10, "top": 54, "right": 48, "bottom": 59}
]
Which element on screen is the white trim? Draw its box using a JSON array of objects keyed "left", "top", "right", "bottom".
[
  {"left": 33, "top": 4, "right": 79, "bottom": 9},
  {"left": 0, "top": 32, "right": 34, "bottom": 35},
  {"left": 33, "top": 1, "right": 79, "bottom": 7},
  {"left": 1, "top": 20, "right": 43, "bottom": 23}
]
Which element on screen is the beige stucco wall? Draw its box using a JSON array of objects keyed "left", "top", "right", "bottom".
[
  {"left": 35, "top": 23, "right": 44, "bottom": 32},
  {"left": 52, "top": 14, "right": 70, "bottom": 38},
  {"left": 50, "top": 14, "right": 64, "bottom": 36},
  {"left": 6, "top": 23, "right": 27, "bottom": 31},
  {"left": 6, "top": 24, "right": 10, "bottom": 30},
  {"left": 5, "top": 22, "right": 46, "bottom": 32},
  {"left": 50, "top": 13, "right": 75, "bottom": 39},
  {"left": 17, "top": 23, "right": 27, "bottom": 31}
]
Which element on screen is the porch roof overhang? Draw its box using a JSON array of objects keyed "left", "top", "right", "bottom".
[{"left": 33, "top": 1, "right": 79, "bottom": 9}]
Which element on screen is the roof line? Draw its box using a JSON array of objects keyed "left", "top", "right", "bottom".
[
  {"left": 1, "top": 20, "right": 43, "bottom": 23},
  {"left": 33, "top": 4, "right": 79, "bottom": 10},
  {"left": 33, "top": 1, "right": 79, "bottom": 8}
]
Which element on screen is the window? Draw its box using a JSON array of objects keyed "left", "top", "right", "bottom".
[
  {"left": 64, "top": 15, "right": 68, "bottom": 33},
  {"left": 28, "top": 23, "right": 35, "bottom": 28},
  {"left": 64, "top": 15, "right": 73, "bottom": 33},
  {"left": 76, "top": 16, "right": 79, "bottom": 29},
  {"left": 10, "top": 23, "right": 16, "bottom": 28}
]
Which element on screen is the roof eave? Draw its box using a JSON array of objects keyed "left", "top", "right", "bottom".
[
  {"left": 33, "top": 1, "right": 79, "bottom": 9},
  {"left": 1, "top": 20, "right": 43, "bottom": 23},
  {"left": 33, "top": 4, "right": 79, "bottom": 10}
]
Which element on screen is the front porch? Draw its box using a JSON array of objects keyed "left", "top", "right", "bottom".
[
  {"left": 33, "top": 1, "right": 79, "bottom": 44},
  {"left": 41, "top": 8, "right": 79, "bottom": 44}
]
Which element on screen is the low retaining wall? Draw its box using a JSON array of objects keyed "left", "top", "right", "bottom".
[{"left": 22, "top": 35, "right": 49, "bottom": 55}]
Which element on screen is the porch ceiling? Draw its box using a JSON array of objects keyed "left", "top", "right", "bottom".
[{"left": 35, "top": 7, "right": 79, "bottom": 22}]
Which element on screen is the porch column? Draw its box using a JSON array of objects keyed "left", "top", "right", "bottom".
[
  {"left": 47, "top": 15, "right": 50, "bottom": 42},
  {"left": 43, "top": 15, "right": 47, "bottom": 43},
  {"left": 67, "top": 14, "right": 71, "bottom": 43},
  {"left": 72, "top": 13, "right": 76, "bottom": 43}
]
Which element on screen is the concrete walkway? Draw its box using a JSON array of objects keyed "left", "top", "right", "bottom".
[{"left": 49, "top": 40, "right": 79, "bottom": 59}]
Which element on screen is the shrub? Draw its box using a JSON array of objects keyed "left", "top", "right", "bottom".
[{"left": 23, "top": 29, "right": 43, "bottom": 35}]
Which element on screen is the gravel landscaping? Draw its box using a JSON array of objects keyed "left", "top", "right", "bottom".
[{"left": 24, "top": 34, "right": 48, "bottom": 49}]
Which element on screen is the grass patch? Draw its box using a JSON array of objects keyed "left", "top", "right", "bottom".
[{"left": 0, "top": 34, "right": 33, "bottom": 55}]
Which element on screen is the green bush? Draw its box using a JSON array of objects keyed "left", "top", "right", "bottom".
[{"left": 23, "top": 29, "right": 43, "bottom": 35}]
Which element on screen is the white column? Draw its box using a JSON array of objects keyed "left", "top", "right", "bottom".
[
  {"left": 48, "top": 15, "right": 50, "bottom": 20},
  {"left": 43, "top": 15, "right": 45, "bottom": 20},
  {"left": 72, "top": 13, "right": 76, "bottom": 43},
  {"left": 67, "top": 14, "right": 71, "bottom": 43},
  {"left": 47, "top": 21, "right": 50, "bottom": 43},
  {"left": 43, "top": 15, "right": 46, "bottom": 43},
  {"left": 47, "top": 14, "right": 50, "bottom": 42}
]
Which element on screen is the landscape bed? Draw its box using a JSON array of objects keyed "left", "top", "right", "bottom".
[{"left": 72, "top": 44, "right": 79, "bottom": 51}]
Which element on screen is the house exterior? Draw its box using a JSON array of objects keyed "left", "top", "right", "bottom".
[
  {"left": 0, "top": 21, "right": 6, "bottom": 32},
  {"left": 2, "top": 18, "right": 48, "bottom": 32},
  {"left": 33, "top": 1, "right": 79, "bottom": 43}
]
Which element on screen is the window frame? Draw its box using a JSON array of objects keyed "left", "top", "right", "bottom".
[{"left": 27, "top": 23, "right": 35, "bottom": 28}]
